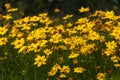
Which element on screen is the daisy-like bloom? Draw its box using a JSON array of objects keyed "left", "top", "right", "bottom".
[
  {"left": 34, "top": 55, "right": 47, "bottom": 67},
  {"left": 48, "top": 63, "right": 61, "bottom": 76},
  {"left": 59, "top": 73, "right": 66, "bottom": 78},
  {"left": 60, "top": 65, "right": 71, "bottom": 74},
  {"left": 104, "top": 48, "right": 116, "bottom": 56},
  {"left": 0, "top": 37, "right": 8, "bottom": 46},
  {"left": 68, "top": 52, "right": 79, "bottom": 59},
  {"left": 0, "top": 27, "right": 8, "bottom": 35},
  {"left": 97, "top": 73, "right": 105, "bottom": 80},
  {"left": 74, "top": 67, "right": 85, "bottom": 73},
  {"left": 79, "top": 7, "right": 89, "bottom": 13},
  {"left": 105, "top": 41, "right": 117, "bottom": 49},
  {"left": 3, "top": 14, "right": 12, "bottom": 20},
  {"left": 4, "top": 3, "right": 11, "bottom": 9},
  {"left": 11, "top": 38, "right": 25, "bottom": 49},
  {"left": 48, "top": 69, "right": 58, "bottom": 76},
  {"left": 44, "top": 49, "right": 52, "bottom": 56}
]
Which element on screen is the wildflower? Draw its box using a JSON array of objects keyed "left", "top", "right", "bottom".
[
  {"left": 54, "top": 8, "right": 61, "bottom": 13},
  {"left": 73, "top": 59, "right": 78, "bottom": 64},
  {"left": 11, "top": 38, "right": 25, "bottom": 49},
  {"left": 52, "top": 63, "right": 61, "bottom": 70},
  {"left": 58, "top": 57, "right": 64, "bottom": 64},
  {"left": 3, "top": 14, "right": 12, "bottom": 20},
  {"left": 74, "top": 67, "right": 85, "bottom": 73},
  {"left": 68, "top": 52, "right": 79, "bottom": 59},
  {"left": 105, "top": 41, "right": 117, "bottom": 49},
  {"left": 104, "top": 48, "right": 116, "bottom": 56},
  {"left": 0, "top": 37, "right": 8, "bottom": 46},
  {"left": 0, "top": 27, "right": 8, "bottom": 35},
  {"left": 4, "top": 3, "right": 11, "bottom": 9},
  {"left": 88, "top": 31, "right": 100, "bottom": 41},
  {"left": 30, "top": 16, "right": 40, "bottom": 22},
  {"left": 60, "top": 65, "right": 71, "bottom": 73},
  {"left": 59, "top": 73, "right": 66, "bottom": 78},
  {"left": 97, "top": 73, "right": 105, "bottom": 80},
  {"left": 34, "top": 55, "right": 47, "bottom": 67},
  {"left": 7, "top": 8, "right": 18, "bottom": 12},
  {"left": 18, "top": 46, "right": 28, "bottom": 54},
  {"left": 79, "top": 7, "right": 89, "bottom": 13},
  {"left": 48, "top": 69, "right": 57, "bottom": 76},
  {"left": 63, "top": 14, "right": 73, "bottom": 20},
  {"left": 44, "top": 49, "right": 52, "bottom": 56}
]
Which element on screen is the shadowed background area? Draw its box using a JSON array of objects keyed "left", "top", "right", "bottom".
[{"left": 0, "top": 0, "right": 120, "bottom": 15}]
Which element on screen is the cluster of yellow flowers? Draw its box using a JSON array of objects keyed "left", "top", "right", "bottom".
[{"left": 1, "top": 3, "right": 120, "bottom": 79}]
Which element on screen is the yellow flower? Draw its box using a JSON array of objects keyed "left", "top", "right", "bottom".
[
  {"left": 44, "top": 49, "right": 52, "bottom": 56},
  {"left": 18, "top": 46, "right": 28, "bottom": 54},
  {"left": 104, "top": 48, "right": 115, "bottom": 56},
  {"left": 0, "top": 27, "right": 8, "bottom": 35},
  {"left": 11, "top": 38, "right": 25, "bottom": 49},
  {"left": 88, "top": 31, "right": 100, "bottom": 41},
  {"left": 105, "top": 41, "right": 117, "bottom": 49},
  {"left": 60, "top": 65, "right": 71, "bottom": 73},
  {"left": 3, "top": 14, "right": 12, "bottom": 20},
  {"left": 4, "top": 3, "right": 11, "bottom": 9},
  {"left": 0, "top": 37, "right": 8, "bottom": 46},
  {"left": 63, "top": 14, "right": 73, "bottom": 20},
  {"left": 74, "top": 67, "right": 85, "bottom": 73},
  {"left": 97, "top": 73, "right": 105, "bottom": 80},
  {"left": 7, "top": 8, "right": 18, "bottom": 12},
  {"left": 79, "top": 7, "right": 89, "bottom": 13},
  {"left": 48, "top": 69, "right": 57, "bottom": 76},
  {"left": 59, "top": 73, "right": 66, "bottom": 78},
  {"left": 54, "top": 8, "right": 61, "bottom": 13},
  {"left": 34, "top": 55, "right": 47, "bottom": 67},
  {"left": 68, "top": 52, "right": 79, "bottom": 59}
]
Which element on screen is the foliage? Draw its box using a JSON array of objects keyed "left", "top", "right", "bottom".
[{"left": 1, "top": 3, "right": 120, "bottom": 80}]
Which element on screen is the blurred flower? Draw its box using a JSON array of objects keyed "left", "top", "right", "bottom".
[
  {"left": 74, "top": 67, "right": 85, "bottom": 73},
  {"left": 97, "top": 73, "right": 105, "bottom": 80},
  {"left": 79, "top": 7, "right": 89, "bottom": 13},
  {"left": 0, "top": 37, "right": 8, "bottom": 46},
  {"left": 34, "top": 55, "right": 47, "bottom": 67},
  {"left": 54, "top": 8, "right": 61, "bottom": 13},
  {"left": 4, "top": 3, "right": 11, "bottom": 9},
  {"left": 60, "top": 65, "right": 71, "bottom": 73}
]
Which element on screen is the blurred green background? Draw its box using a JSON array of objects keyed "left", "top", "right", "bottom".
[{"left": 0, "top": 0, "right": 120, "bottom": 15}]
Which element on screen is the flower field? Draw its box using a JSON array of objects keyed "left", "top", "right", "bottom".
[{"left": 1, "top": 3, "right": 120, "bottom": 80}]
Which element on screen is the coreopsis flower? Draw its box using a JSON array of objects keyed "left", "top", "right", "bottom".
[
  {"left": 44, "top": 49, "right": 52, "bottom": 56},
  {"left": 97, "top": 73, "right": 105, "bottom": 80},
  {"left": 4, "top": 3, "right": 11, "bottom": 9},
  {"left": 74, "top": 67, "right": 85, "bottom": 73},
  {"left": 48, "top": 69, "right": 57, "bottom": 76},
  {"left": 3, "top": 14, "right": 12, "bottom": 20},
  {"left": 105, "top": 41, "right": 117, "bottom": 49},
  {"left": 68, "top": 52, "right": 79, "bottom": 59},
  {"left": 48, "top": 63, "right": 61, "bottom": 76},
  {"left": 7, "top": 8, "right": 18, "bottom": 12},
  {"left": 18, "top": 46, "right": 28, "bottom": 54},
  {"left": 60, "top": 65, "right": 71, "bottom": 73},
  {"left": 79, "top": 7, "right": 89, "bottom": 13},
  {"left": 63, "top": 14, "right": 73, "bottom": 20},
  {"left": 59, "top": 73, "right": 66, "bottom": 78},
  {"left": 104, "top": 48, "right": 116, "bottom": 56},
  {"left": 0, "top": 27, "right": 8, "bottom": 35},
  {"left": 34, "top": 55, "right": 47, "bottom": 67},
  {"left": 11, "top": 38, "right": 25, "bottom": 49},
  {"left": 0, "top": 37, "right": 8, "bottom": 46}
]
